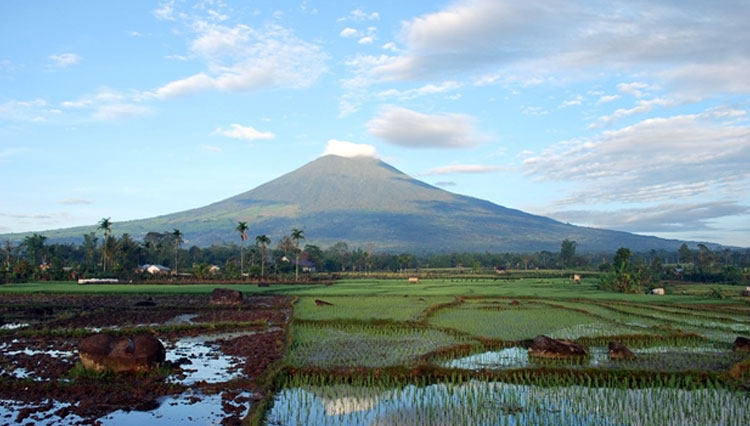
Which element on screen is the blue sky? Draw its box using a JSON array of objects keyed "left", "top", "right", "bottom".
[{"left": 1, "top": 0, "right": 749, "bottom": 247}]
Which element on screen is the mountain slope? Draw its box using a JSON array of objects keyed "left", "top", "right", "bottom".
[{"left": 2, "top": 155, "right": 704, "bottom": 252}]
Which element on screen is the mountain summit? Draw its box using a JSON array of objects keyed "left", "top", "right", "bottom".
[{"left": 5, "top": 155, "right": 691, "bottom": 252}]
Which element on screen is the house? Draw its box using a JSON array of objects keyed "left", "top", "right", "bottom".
[
  {"left": 571, "top": 274, "right": 581, "bottom": 284},
  {"left": 495, "top": 267, "right": 506, "bottom": 275},
  {"left": 208, "top": 265, "right": 221, "bottom": 274},
  {"left": 408, "top": 276, "right": 420, "bottom": 284},
  {"left": 293, "top": 259, "right": 316, "bottom": 272},
  {"left": 651, "top": 288, "right": 665, "bottom": 295},
  {"left": 138, "top": 264, "right": 171, "bottom": 275}
]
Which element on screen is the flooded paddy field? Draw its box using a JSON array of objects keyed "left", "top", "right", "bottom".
[
  {"left": 0, "top": 292, "right": 292, "bottom": 425},
  {"left": 1, "top": 278, "right": 749, "bottom": 425}
]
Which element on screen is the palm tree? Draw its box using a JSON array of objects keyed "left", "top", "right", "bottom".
[
  {"left": 255, "top": 234, "right": 271, "bottom": 279},
  {"left": 172, "top": 228, "right": 183, "bottom": 275},
  {"left": 291, "top": 228, "right": 305, "bottom": 281},
  {"left": 97, "top": 218, "right": 112, "bottom": 272},
  {"left": 236, "top": 221, "right": 249, "bottom": 275}
]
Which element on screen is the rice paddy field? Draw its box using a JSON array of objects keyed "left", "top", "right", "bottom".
[{"left": 1, "top": 276, "right": 749, "bottom": 424}]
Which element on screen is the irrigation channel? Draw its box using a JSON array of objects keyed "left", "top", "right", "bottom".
[{"left": 0, "top": 278, "right": 749, "bottom": 424}]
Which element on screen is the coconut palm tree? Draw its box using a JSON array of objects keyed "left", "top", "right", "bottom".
[
  {"left": 172, "top": 228, "right": 183, "bottom": 275},
  {"left": 236, "top": 221, "right": 249, "bottom": 275},
  {"left": 291, "top": 228, "right": 305, "bottom": 281},
  {"left": 97, "top": 218, "right": 112, "bottom": 272},
  {"left": 255, "top": 234, "right": 271, "bottom": 279}
]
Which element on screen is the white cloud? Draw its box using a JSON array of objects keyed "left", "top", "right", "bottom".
[
  {"left": 367, "top": 106, "right": 488, "bottom": 148},
  {"left": 150, "top": 20, "right": 327, "bottom": 98},
  {"left": 92, "top": 104, "right": 152, "bottom": 121},
  {"left": 549, "top": 202, "right": 750, "bottom": 233},
  {"left": 58, "top": 198, "right": 92, "bottom": 205},
  {"left": 340, "top": 28, "right": 359, "bottom": 38},
  {"left": 376, "top": 81, "right": 462, "bottom": 100},
  {"left": 358, "top": 36, "right": 374, "bottom": 45},
  {"left": 153, "top": 1, "right": 176, "bottom": 20},
  {"left": 201, "top": 145, "right": 223, "bottom": 152},
  {"left": 434, "top": 181, "right": 457, "bottom": 187},
  {"left": 560, "top": 95, "right": 583, "bottom": 107},
  {"left": 345, "top": 0, "right": 750, "bottom": 98},
  {"left": 617, "top": 82, "right": 651, "bottom": 98},
  {"left": 0, "top": 98, "right": 58, "bottom": 122},
  {"left": 339, "top": 9, "right": 380, "bottom": 22},
  {"left": 48, "top": 53, "right": 81, "bottom": 68},
  {"left": 215, "top": 124, "right": 274, "bottom": 140},
  {"left": 524, "top": 108, "right": 750, "bottom": 205},
  {"left": 422, "top": 164, "right": 508, "bottom": 176},
  {"left": 323, "top": 139, "right": 379, "bottom": 158},
  {"left": 596, "top": 94, "right": 620, "bottom": 105},
  {"left": 590, "top": 97, "right": 676, "bottom": 128}
]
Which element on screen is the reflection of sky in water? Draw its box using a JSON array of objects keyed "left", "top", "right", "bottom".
[
  {"left": 98, "top": 391, "right": 250, "bottom": 425},
  {"left": 0, "top": 399, "right": 84, "bottom": 425},
  {"left": 443, "top": 347, "right": 610, "bottom": 370},
  {"left": 268, "top": 382, "right": 748, "bottom": 426},
  {"left": 1, "top": 322, "right": 28, "bottom": 330},
  {"left": 442, "top": 346, "right": 733, "bottom": 370},
  {"left": 166, "top": 332, "right": 248, "bottom": 385}
]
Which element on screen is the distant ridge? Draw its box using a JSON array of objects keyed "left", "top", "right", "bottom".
[{"left": 0, "top": 155, "right": 716, "bottom": 253}]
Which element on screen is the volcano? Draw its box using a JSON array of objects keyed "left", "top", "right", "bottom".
[{"left": 4, "top": 155, "right": 695, "bottom": 252}]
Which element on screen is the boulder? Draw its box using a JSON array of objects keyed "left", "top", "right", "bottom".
[
  {"left": 734, "top": 336, "right": 750, "bottom": 352},
  {"left": 528, "top": 335, "right": 588, "bottom": 359},
  {"left": 210, "top": 288, "right": 243, "bottom": 306},
  {"left": 134, "top": 297, "right": 156, "bottom": 307},
  {"left": 608, "top": 341, "right": 636, "bottom": 360},
  {"left": 79, "top": 333, "right": 165, "bottom": 373}
]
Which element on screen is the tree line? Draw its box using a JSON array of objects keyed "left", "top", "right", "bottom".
[{"left": 2, "top": 223, "right": 749, "bottom": 286}]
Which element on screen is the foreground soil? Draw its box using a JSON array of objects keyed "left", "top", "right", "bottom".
[{"left": 0, "top": 292, "right": 293, "bottom": 425}]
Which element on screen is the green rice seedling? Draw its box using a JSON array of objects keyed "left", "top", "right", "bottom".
[
  {"left": 266, "top": 378, "right": 750, "bottom": 425},
  {"left": 427, "top": 303, "right": 623, "bottom": 341},
  {"left": 294, "top": 296, "right": 453, "bottom": 322},
  {"left": 286, "top": 323, "right": 472, "bottom": 368}
]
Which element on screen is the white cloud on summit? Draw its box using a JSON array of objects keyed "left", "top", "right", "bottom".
[{"left": 323, "top": 139, "right": 379, "bottom": 158}]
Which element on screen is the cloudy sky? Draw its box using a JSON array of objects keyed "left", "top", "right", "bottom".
[{"left": 1, "top": 0, "right": 749, "bottom": 247}]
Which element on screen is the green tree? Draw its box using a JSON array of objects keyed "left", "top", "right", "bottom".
[
  {"left": 678, "top": 243, "right": 692, "bottom": 264},
  {"left": 82, "top": 232, "right": 98, "bottom": 271},
  {"left": 600, "top": 247, "right": 644, "bottom": 293},
  {"left": 171, "top": 229, "right": 183, "bottom": 275},
  {"left": 560, "top": 239, "right": 577, "bottom": 268},
  {"left": 255, "top": 234, "right": 271, "bottom": 279},
  {"left": 236, "top": 221, "right": 249, "bottom": 275},
  {"left": 97, "top": 217, "right": 113, "bottom": 272},
  {"left": 21, "top": 234, "right": 47, "bottom": 266},
  {"left": 291, "top": 228, "right": 304, "bottom": 282}
]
